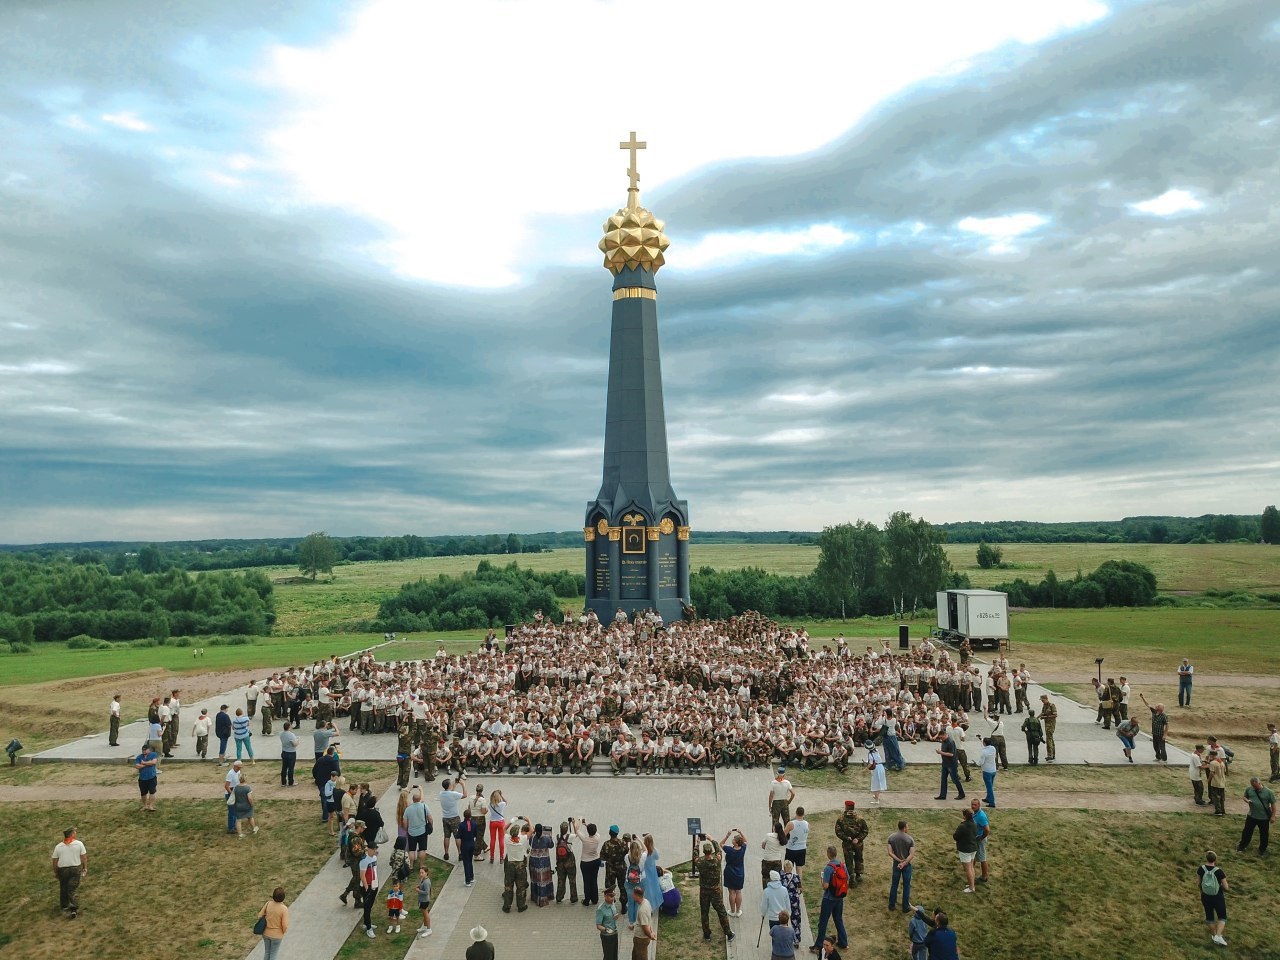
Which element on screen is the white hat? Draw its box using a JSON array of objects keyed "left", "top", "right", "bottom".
[
  {"left": 470, "top": 926, "right": 488, "bottom": 942},
  {"left": 769, "top": 870, "right": 781, "bottom": 882}
]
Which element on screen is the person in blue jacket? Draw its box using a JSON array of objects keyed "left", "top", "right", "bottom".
[{"left": 214, "top": 705, "right": 233, "bottom": 763}]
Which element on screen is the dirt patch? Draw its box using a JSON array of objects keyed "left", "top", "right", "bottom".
[{"left": 0, "top": 665, "right": 291, "bottom": 752}]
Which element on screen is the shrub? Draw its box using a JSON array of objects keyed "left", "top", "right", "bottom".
[
  {"left": 8, "top": 641, "right": 33, "bottom": 653},
  {"left": 66, "top": 634, "right": 98, "bottom": 650}
]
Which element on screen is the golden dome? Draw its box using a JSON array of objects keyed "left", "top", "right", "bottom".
[{"left": 600, "top": 200, "right": 670, "bottom": 275}]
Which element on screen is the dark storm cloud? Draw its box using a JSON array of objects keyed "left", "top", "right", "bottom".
[
  {"left": 628, "top": 0, "right": 1280, "bottom": 524},
  {"left": 2, "top": 0, "right": 1278, "bottom": 541}
]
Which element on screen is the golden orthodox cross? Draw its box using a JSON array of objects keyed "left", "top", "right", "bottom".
[{"left": 620, "top": 131, "right": 646, "bottom": 191}]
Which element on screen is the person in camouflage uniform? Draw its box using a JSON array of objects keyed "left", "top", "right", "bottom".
[
  {"left": 555, "top": 821, "right": 579, "bottom": 903},
  {"left": 417, "top": 716, "right": 437, "bottom": 782},
  {"left": 834, "top": 800, "right": 868, "bottom": 882},
  {"left": 1038, "top": 695, "right": 1058, "bottom": 762},
  {"left": 396, "top": 725, "right": 413, "bottom": 789},
  {"left": 260, "top": 697, "right": 273, "bottom": 736},
  {"left": 695, "top": 840, "right": 735, "bottom": 943},
  {"left": 600, "top": 827, "right": 628, "bottom": 894}
]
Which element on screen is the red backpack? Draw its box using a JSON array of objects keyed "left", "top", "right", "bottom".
[{"left": 829, "top": 862, "right": 849, "bottom": 897}]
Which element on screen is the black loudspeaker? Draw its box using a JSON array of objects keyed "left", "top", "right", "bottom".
[{"left": 899, "top": 624, "right": 910, "bottom": 651}]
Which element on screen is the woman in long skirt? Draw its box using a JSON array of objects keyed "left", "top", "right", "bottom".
[
  {"left": 781, "top": 860, "right": 803, "bottom": 947},
  {"left": 865, "top": 739, "right": 887, "bottom": 803},
  {"left": 528, "top": 823, "right": 555, "bottom": 906},
  {"left": 640, "top": 833, "right": 663, "bottom": 911}
]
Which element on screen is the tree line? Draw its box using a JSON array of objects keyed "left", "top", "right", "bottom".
[
  {"left": 695, "top": 512, "right": 967, "bottom": 621},
  {"left": 3, "top": 508, "right": 1275, "bottom": 576},
  {"left": 943, "top": 511, "right": 1275, "bottom": 545},
  {"left": 374, "top": 560, "right": 585, "bottom": 633},
  {"left": 0, "top": 558, "right": 274, "bottom": 645},
  {"left": 992, "top": 560, "right": 1158, "bottom": 608}
]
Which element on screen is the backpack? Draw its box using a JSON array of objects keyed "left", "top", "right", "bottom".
[
  {"left": 829, "top": 862, "right": 849, "bottom": 898},
  {"left": 556, "top": 839, "right": 569, "bottom": 859},
  {"left": 1200, "top": 866, "right": 1220, "bottom": 896},
  {"left": 626, "top": 864, "right": 642, "bottom": 885},
  {"left": 390, "top": 848, "right": 411, "bottom": 884}
]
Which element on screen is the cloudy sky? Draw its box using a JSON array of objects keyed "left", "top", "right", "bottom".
[{"left": 2, "top": 0, "right": 1277, "bottom": 543}]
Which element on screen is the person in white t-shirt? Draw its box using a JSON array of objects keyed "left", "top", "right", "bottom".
[
  {"left": 52, "top": 827, "right": 88, "bottom": 918},
  {"left": 769, "top": 768, "right": 795, "bottom": 824},
  {"left": 191, "top": 709, "right": 212, "bottom": 760},
  {"left": 108, "top": 695, "right": 121, "bottom": 747}
]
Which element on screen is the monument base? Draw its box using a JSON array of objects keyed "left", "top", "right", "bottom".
[{"left": 585, "top": 596, "right": 689, "bottom": 625}]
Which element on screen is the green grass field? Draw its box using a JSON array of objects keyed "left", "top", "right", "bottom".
[
  {"left": 0, "top": 799, "right": 336, "bottom": 960},
  {"left": 260, "top": 541, "right": 1280, "bottom": 635},
  {"left": 796, "top": 806, "right": 1279, "bottom": 960}
]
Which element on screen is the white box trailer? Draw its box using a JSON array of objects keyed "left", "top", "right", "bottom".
[{"left": 935, "top": 589, "right": 1009, "bottom": 650}]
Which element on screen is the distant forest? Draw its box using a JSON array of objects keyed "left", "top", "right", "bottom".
[{"left": 0, "top": 512, "right": 1269, "bottom": 574}]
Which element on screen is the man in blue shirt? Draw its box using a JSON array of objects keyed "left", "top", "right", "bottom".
[
  {"left": 809, "top": 846, "right": 848, "bottom": 953},
  {"left": 922, "top": 909, "right": 960, "bottom": 960},
  {"left": 970, "top": 799, "right": 990, "bottom": 883},
  {"left": 135, "top": 744, "right": 159, "bottom": 813}
]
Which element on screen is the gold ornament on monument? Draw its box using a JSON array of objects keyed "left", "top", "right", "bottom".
[
  {"left": 597, "top": 518, "right": 610, "bottom": 535},
  {"left": 599, "top": 131, "right": 670, "bottom": 275},
  {"left": 659, "top": 518, "right": 675, "bottom": 535}
]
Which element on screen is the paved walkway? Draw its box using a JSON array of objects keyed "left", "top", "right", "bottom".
[{"left": 242, "top": 781, "right": 402, "bottom": 960}]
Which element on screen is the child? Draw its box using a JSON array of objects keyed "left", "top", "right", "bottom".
[
  {"left": 416, "top": 867, "right": 433, "bottom": 939},
  {"left": 385, "top": 878, "right": 404, "bottom": 934},
  {"left": 908, "top": 904, "right": 929, "bottom": 960}
]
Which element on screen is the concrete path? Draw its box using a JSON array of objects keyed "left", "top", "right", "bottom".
[{"left": 242, "top": 781, "right": 402, "bottom": 960}]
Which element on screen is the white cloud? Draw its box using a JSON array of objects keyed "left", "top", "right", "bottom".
[
  {"left": 1128, "top": 188, "right": 1204, "bottom": 216},
  {"left": 101, "top": 111, "right": 153, "bottom": 132},
  {"left": 957, "top": 213, "right": 1048, "bottom": 237},
  {"left": 680, "top": 224, "right": 855, "bottom": 270},
  {"left": 260, "top": 0, "right": 1107, "bottom": 286},
  {"left": 0, "top": 360, "right": 78, "bottom": 375},
  {"left": 764, "top": 388, "right": 858, "bottom": 409}
]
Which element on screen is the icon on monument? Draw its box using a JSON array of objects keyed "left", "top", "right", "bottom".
[{"left": 622, "top": 526, "right": 646, "bottom": 555}]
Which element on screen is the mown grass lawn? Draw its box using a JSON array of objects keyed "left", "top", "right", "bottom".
[
  {"left": 649, "top": 861, "right": 727, "bottom": 960},
  {"left": 0, "top": 800, "right": 335, "bottom": 960},
  {"left": 797, "top": 807, "right": 1279, "bottom": 960}
]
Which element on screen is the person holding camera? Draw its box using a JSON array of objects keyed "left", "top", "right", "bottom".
[{"left": 694, "top": 839, "right": 735, "bottom": 944}]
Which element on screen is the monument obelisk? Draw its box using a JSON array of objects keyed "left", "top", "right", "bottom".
[{"left": 584, "top": 132, "right": 690, "bottom": 624}]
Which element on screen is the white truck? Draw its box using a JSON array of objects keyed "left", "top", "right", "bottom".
[{"left": 934, "top": 589, "right": 1009, "bottom": 650}]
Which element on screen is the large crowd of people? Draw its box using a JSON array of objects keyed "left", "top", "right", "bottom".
[
  {"left": 237, "top": 611, "right": 1042, "bottom": 782},
  {"left": 62, "top": 613, "right": 1277, "bottom": 957}
]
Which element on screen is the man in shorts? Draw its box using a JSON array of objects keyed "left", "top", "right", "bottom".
[
  {"left": 135, "top": 742, "right": 159, "bottom": 813},
  {"left": 404, "top": 788, "right": 432, "bottom": 866},
  {"left": 970, "top": 799, "right": 990, "bottom": 883},
  {"left": 439, "top": 775, "right": 466, "bottom": 862}
]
